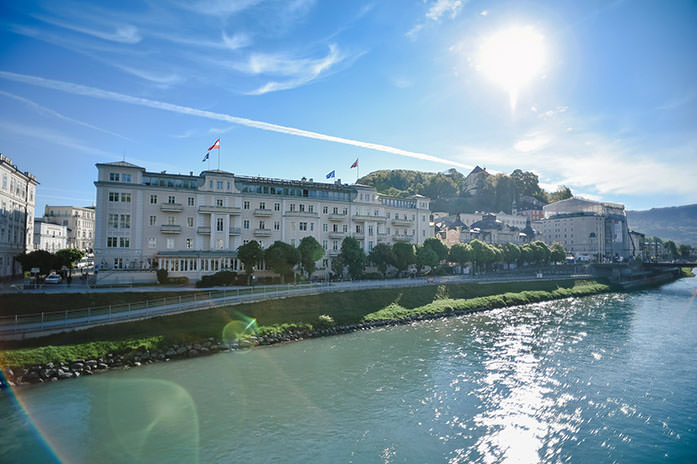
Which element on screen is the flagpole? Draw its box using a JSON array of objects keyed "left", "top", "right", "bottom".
[
  {"left": 218, "top": 137, "right": 221, "bottom": 171},
  {"left": 357, "top": 156, "right": 359, "bottom": 183}
]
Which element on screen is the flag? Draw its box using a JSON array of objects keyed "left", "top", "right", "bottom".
[
  {"left": 202, "top": 152, "right": 209, "bottom": 162},
  {"left": 326, "top": 170, "right": 335, "bottom": 179},
  {"left": 350, "top": 159, "right": 358, "bottom": 169},
  {"left": 209, "top": 138, "right": 220, "bottom": 150}
]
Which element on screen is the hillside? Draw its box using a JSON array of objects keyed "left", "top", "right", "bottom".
[
  {"left": 627, "top": 204, "right": 697, "bottom": 246},
  {"left": 358, "top": 167, "right": 572, "bottom": 214}
]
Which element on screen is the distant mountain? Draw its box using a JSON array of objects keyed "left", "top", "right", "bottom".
[
  {"left": 358, "top": 167, "right": 572, "bottom": 214},
  {"left": 627, "top": 204, "right": 697, "bottom": 246}
]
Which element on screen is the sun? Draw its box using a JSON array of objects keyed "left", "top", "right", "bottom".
[{"left": 476, "top": 26, "right": 547, "bottom": 110}]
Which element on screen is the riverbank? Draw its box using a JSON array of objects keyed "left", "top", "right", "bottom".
[{"left": 0, "top": 279, "right": 612, "bottom": 387}]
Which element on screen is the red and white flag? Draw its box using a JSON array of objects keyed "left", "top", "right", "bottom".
[
  {"left": 209, "top": 138, "right": 220, "bottom": 150},
  {"left": 350, "top": 159, "right": 358, "bottom": 168}
]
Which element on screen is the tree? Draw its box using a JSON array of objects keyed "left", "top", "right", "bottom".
[
  {"left": 416, "top": 245, "right": 439, "bottom": 273},
  {"left": 237, "top": 240, "right": 264, "bottom": 284},
  {"left": 264, "top": 241, "right": 300, "bottom": 283},
  {"left": 664, "top": 240, "right": 679, "bottom": 260},
  {"left": 339, "top": 237, "right": 366, "bottom": 279},
  {"left": 529, "top": 241, "right": 551, "bottom": 265},
  {"left": 546, "top": 186, "right": 573, "bottom": 203},
  {"left": 550, "top": 242, "right": 566, "bottom": 263},
  {"left": 15, "top": 250, "right": 56, "bottom": 276},
  {"left": 423, "top": 237, "right": 449, "bottom": 262},
  {"left": 678, "top": 244, "right": 692, "bottom": 259},
  {"left": 392, "top": 242, "right": 416, "bottom": 276},
  {"left": 330, "top": 255, "right": 345, "bottom": 279},
  {"left": 448, "top": 242, "right": 471, "bottom": 273},
  {"left": 55, "top": 248, "right": 85, "bottom": 277},
  {"left": 511, "top": 169, "right": 544, "bottom": 201},
  {"left": 368, "top": 243, "right": 395, "bottom": 276},
  {"left": 297, "top": 236, "right": 325, "bottom": 278},
  {"left": 468, "top": 239, "right": 490, "bottom": 274}
]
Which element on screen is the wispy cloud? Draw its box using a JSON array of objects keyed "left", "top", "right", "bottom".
[
  {"left": 110, "top": 63, "right": 183, "bottom": 86},
  {"left": 0, "top": 90, "right": 133, "bottom": 141},
  {"left": 34, "top": 15, "right": 142, "bottom": 43},
  {"left": 408, "top": 0, "right": 465, "bottom": 39},
  {"left": 657, "top": 89, "right": 697, "bottom": 111},
  {"left": 0, "top": 71, "right": 472, "bottom": 169},
  {"left": 175, "top": 0, "right": 263, "bottom": 17},
  {"left": 0, "top": 120, "right": 114, "bottom": 157},
  {"left": 153, "top": 31, "right": 252, "bottom": 51}
]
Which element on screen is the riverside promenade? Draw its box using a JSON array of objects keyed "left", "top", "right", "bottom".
[{"left": 0, "top": 272, "right": 592, "bottom": 340}]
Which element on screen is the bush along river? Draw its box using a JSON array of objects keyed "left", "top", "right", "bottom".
[{"left": 1, "top": 274, "right": 696, "bottom": 463}]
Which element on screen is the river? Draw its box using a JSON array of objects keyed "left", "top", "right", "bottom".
[{"left": 2, "top": 275, "right": 696, "bottom": 463}]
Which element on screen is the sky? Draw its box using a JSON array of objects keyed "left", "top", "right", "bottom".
[{"left": 0, "top": 0, "right": 696, "bottom": 213}]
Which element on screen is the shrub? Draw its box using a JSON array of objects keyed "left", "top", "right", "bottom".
[
  {"left": 156, "top": 269, "right": 169, "bottom": 284},
  {"left": 360, "top": 272, "right": 384, "bottom": 280},
  {"left": 196, "top": 270, "right": 238, "bottom": 288},
  {"left": 167, "top": 276, "right": 189, "bottom": 286},
  {"left": 316, "top": 314, "right": 336, "bottom": 328}
]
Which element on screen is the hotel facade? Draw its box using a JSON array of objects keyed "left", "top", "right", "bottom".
[{"left": 94, "top": 161, "right": 432, "bottom": 282}]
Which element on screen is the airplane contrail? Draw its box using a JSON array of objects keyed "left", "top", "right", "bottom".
[{"left": 0, "top": 70, "right": 472, "bottom": 170}]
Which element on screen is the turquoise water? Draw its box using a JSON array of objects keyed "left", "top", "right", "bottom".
[{"left": 2, "top": 276, "right": 697, "bottom": 463}]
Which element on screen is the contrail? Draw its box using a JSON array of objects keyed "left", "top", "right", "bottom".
[{"left": 0, "top": 70, "right": 472, "bottom": 170}]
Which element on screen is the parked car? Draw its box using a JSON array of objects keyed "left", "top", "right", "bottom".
[{"left": 44, "top": 273, "right": 62, "bottom": 284}]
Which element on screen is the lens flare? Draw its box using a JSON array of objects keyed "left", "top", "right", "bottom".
[{"left": 222, "top": 313, "right": 259, "bottom": 345}]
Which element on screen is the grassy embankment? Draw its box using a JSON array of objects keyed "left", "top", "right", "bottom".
[
  {"left": 681, "top": 267, "right": 696, "bottom": 278},
  {"left": 0, "top": 279, "right": 609, "bottom": 368}
]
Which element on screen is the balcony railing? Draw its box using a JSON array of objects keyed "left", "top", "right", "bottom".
[
  {"left": 254, "top": 228, "right": 272, "bottom": 237},
  {"left": 160, "top": 203, "right": 183, "bottom": 212},
  {"left": 353, "top": 214, "right": 386, "bottom": 222},
  {"left": 392, "top": 235, "right": 412, "bottom": 242},
  {"left": 160, "top": 224, "right": 182, "bottom": 234},
  {"left": 328, "top": 231, "right": 345, "bottom": 239},
  {"left": 284, "top": 211, "right": 318, "bottom": 218},
  {"left": 229, "top": 227, "right": 241, "bottom": 235},
  {"left": 197, "top": 226, "right": 211, "bottom": 234},
  {"left": 254, "top": 208, "right": 273, "bottom": 217},
  {"left": 198, "top": 205, "right": 241, "bottom": 215},
  {"left": 328, "top": 213, "right": 347, "bottom": 221},
  {"left": 391, "top": 219, "right": 412, "bottom": 227}
]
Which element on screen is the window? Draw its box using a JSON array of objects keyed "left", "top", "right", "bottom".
[
  {"left": 343, "top": 208, "right": 348, "bottom": 215},
  {"left": 322, "top": 206, "right": 328, "bottom": 214},
  {"left": 260, "top": 201, "right": 266, "bottom": 210},
  {"left": 332, "top": 224, "right": 338, "bottom": 232},
  {"left": 274, "top": 221, "right": 280, "bottom": 231},
  {"left": 308, "top": 205, "right": 314, "bottom": 213},
  {"left": 368, "top": 226, "right": 374, "bottom": 236},
  {"left": 108, "top": 214, "right": 118, "bottom": 228},
  {"left": 322, "top": 240, "right": 328, "bottom": 250},
  {"left": 299, "top": 204, "right": 305, "bottom": 212},
  {"left": 386, "top": 212, "right": 391, "bottom": 219},
  {"left": 113, "top": 258, "right": 123, "bottom": 269},
  {"left": 274, "top": 202, "right": 280, "bottom": 211},
  {"left": 217, "top": 181, "right": 223, "bottom": 190},
  {"left": 121, "top": 193, "right": 131, "bottom": 203},
  {"left": 168, "top": 216, "right": 176, "bottom": 225},
  {"left": 109, "top": 192, "right": 119, "bottom": 202},
  {"left": 216, "top": 199, "right": 223, "bottom": 207},
  {"left": 122, "top": 174, "right": 132, "bottom": 183},
  {"left": 332, "top": 207, "right": 338, "bottom": 214},
  {"left": 216, "top": 218, "right": 224, "bottom": 231},
  {"left": 244, "top": 201, "right": 250, "bottom": 210},
  {"left": 356, "top": 225, "right": 361, "bottom": 233},
  {"left": 290, "top": 204, "right": 296, "bottom": 212},
  {"left": 167, "top": 238, "right": 175, "bottom": 249},
  {"left": 243, "top": 220, "right": 250, "bottom": 229},
  {"left": 107, "top": 237, "right": 117, "bottom": 247},
  {"left": 299, "top": 222, "right": 307, "bottom": 231},
  {"left": 120, "top": 214, "right": 130, "bottom": 229},
  {"left": 369, "top": 241, "right": 373, "bottom": 250},
  {"left": 323, "top": 223, "right": 328, "bottom": 232},
  {"left": 187, "top": 217, "right": 194, "bottom": 227},
  {"left": 342, "top": 224, "right": 348, "bottom": 233},
  {"left": 119, "top": 237, "right": 130, "bottom": 248},
  {"left": 148, "top": 237, "right": 156, "bottom": 248},
  {"left": 186, "top": 238, "right": 192, "bottom": 249},
  {"left": 168, "top": 196, "right": 176, "bottom": 204},
  {"left": 259, "top": 221, "right": 266, "bottom": 229},
  {"left": 332, "top": 240, "right": 338, "bottom": 251},
  {"left": 150, "top": 195, "right": 158, "bottom": 204},
  {"left": 310, "top": 223, "right": 314, "bottom": 231},
  {"left": 109, "top": 173, "right": 120, "bottom": 182}
]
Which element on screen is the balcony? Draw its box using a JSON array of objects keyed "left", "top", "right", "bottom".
[
  {"left": 328, "top": 231, "right": 345, "bottom": 239},
  {"left": 198, "top": 205, "right": 241, "bottom": 215},
  {"left": 284, "top": 210, "right": 318, "bottom": 218},
  {"left": 229, "top": 227, "right": 241, "bottom": 236},
  {"left": 254, "top": 208, "right": 273, "bottom": 217},
  {"left": 160, "top": 224, "right": 182, "bottom": 234},
  {"left": 353, "top": 214, "right": 386, "bottom": 222},
  {"left": 160, "top": 203, "right": 183, "bottom": 213},
  {"left": 328, "top": 213, "right": 347, "bottom": 221},
  {"left": 197, "top": 226, "right": 211, "bottom": 234},
  {"left": 392, "top": 235, "right": 412, "bottom": 242},
  {"left": 254, "top": 228, "right": 272, "bottom": 237},
  {"left": 391, "top": 219, "right": 412, "bottom": 227}
]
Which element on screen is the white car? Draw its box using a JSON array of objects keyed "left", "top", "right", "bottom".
[{"left": 44, "top": 273, "right": 62, "bottom": 284}]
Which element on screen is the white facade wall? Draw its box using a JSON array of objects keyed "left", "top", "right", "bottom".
[
  {"left": 44, "top": 205, "right": 95, "bottom": 252},
  {"left": 33, "top": 220, "right": 68, "bottom": 252},
  {"left": 535, "top": 215, "right": 605, "bottom": 258},
  {"left": 0, "top": 154, "right": 37, "bottom": 278},
  {"left": 94, "top": 162, "right": 432, "bottom": 280},
  {"left": 459, "top": 212, "right": 528, "bottom": 230}
]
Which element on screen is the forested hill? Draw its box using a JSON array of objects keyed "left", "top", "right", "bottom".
[
  {"left": 627, "top": 204, "right": 697, "bottom": 246},
  {"left": 358, "top": 167, "right": 572, "bottom": 214}
]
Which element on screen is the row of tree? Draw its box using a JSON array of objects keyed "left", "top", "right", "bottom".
[
  {"left": 15, "top": 249, "right": 86, "bottom": 277},
  {"left": 236, "top": 236, "right": 325, "bottom": 283}
]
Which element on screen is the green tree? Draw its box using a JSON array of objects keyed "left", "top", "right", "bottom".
[
  {"left": 392, "top": 242, "right": 416, "bottom": 276},
  {"left": 15, "top": 250, "right": 56, "bottom": 276},
  {"left": 423, "top": 237, "right": 449, "bottom": 262},
  {"left": 550, "top": 242, "right": 566, "bottom": 263},
  {"left": 468, "top": 239, "right": 490, "bottom": 274},
  {"left": 368, "top": 243, "right": 395, "bottom": 276},
  {"left": 339, "top": 237, "right": 366, "bottom": 279},
  {"left": 237, "top": 240, "right": 264, "bottom": 284},
  {"left": 416, "top": 245, "right": 439, "bottom": 273},
  {"left": 546, "top": 186, "right": 573, "bottom": 203},
  {"left": 55, "top": 248, "right": 86, "bottom": 277},
  {"left": 498, "top": 243, "right": 520, "bottom": 268},
  {"left": 297, "top": 236, "right": 325, "bottom": 278},
  {"left": 264, "top": 241, "right": 300, "bottom": 283},
  {"left": 448, "top": 242, "right": 471, "bottom": 273},
  {"left": 331, "top": 255, "right": 345, "bottom": 279},
  {"left": 518, "top": 244, "right": 534, "bottom": 266},
  {"left": 422, "top": 173, "right": 458, "bottom": 199},
  {"left": 511, "top": 169, "right": 544, "bottom": 201},
  {"left": 678, "top": 244, "right": 692, "bottom": 259},
  {"left": 664, "top": 240, "right": 679, "bottom": 260}
]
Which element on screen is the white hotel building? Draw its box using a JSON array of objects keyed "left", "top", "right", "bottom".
[{"left": 94, "top": 161, "right": 432, "bottom": 282}]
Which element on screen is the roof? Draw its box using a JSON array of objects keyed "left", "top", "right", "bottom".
[{"left": 96, "top": 161, "right": 144, "bottom": 169}]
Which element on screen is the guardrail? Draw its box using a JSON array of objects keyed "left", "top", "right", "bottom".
[{"left": 0, "top": 273, "right": 593, "bottom": 339}]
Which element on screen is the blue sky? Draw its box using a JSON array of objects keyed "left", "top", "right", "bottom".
[{"left": 1, "top": 0, "right": 696, "bottom": 213}]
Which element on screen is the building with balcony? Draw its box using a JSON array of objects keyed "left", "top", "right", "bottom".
[
  {"left": 33, "top": 218, "right": 68, "bottom": 252},
  {"left": 94, "top": 162, "right": 432, "bottom": 282},
  {"left": 43, "top": 205, "right": 95, "bottom": 252},
  {"left": 0, "top": 154, "right": 38, "bottom": 278}
]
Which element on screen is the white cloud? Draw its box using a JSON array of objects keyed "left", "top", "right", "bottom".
[
  {"left": 34, "top": 15, "right": 141, "bottom": 43},
  {"left": 0, "top": 71, "right": 473, "bottom": 169},
  {"left": 153, "top": 31, "right": 252, "bottom": 51},
  {"left": 513, "top": 133, "right": 550, "bottom": 152},
  {"left": 426, "top": 0, "right": 463, "bottom": 21},
  {"left": 176, "top": 0, "right": 263, "bottom": 17},
  {"left": 110, "top": 64, "right": 183, "bottom": 86}
]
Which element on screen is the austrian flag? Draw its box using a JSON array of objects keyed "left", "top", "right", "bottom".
[
  {"left": 350, "top": 159, "right": 358, "bottom": 168},
  {"left": 209, "top": 138, "right": 220, "bottom": 151}
]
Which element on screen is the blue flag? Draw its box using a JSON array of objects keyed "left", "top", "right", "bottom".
[
  {"left": 326, "top": 170, "right": 335, "bottom": 179},
  {"left": 202, "top": 152, "right": 210, "bottom": 162}
]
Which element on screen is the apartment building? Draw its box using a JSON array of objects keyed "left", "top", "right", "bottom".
[
  {"left": 33, "top": 218, "right": 68, "bottom": 252},
  {"left": 94, "top": 161, "right": 432, "bottom": 281},
  {"left": 536, "top": 197, "right": 631, "bottom": 261},
  {"left": 43, "top": 205, "right": 95, "bottom": 252},
  {"left": 0, "top": 153, "right": 38, "bottom": 278}
]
